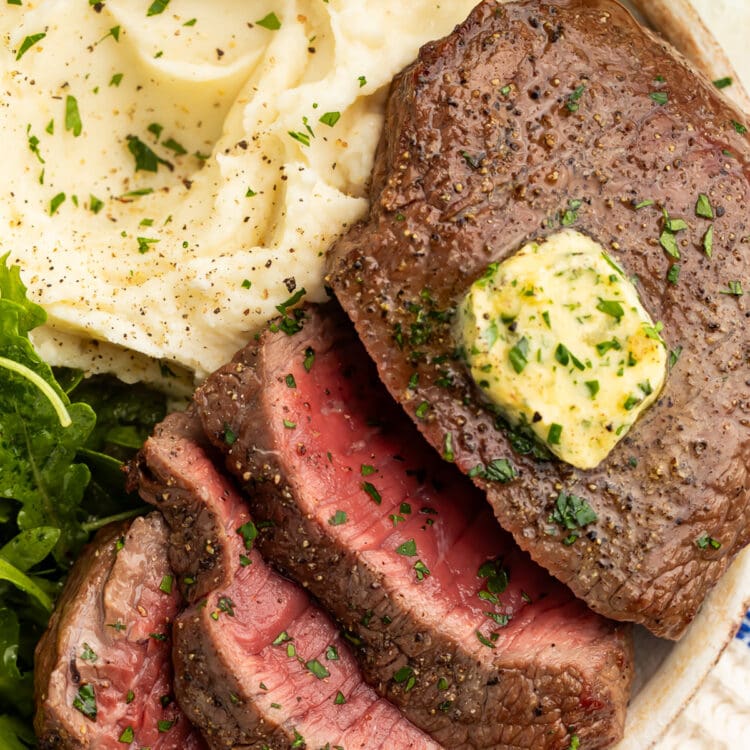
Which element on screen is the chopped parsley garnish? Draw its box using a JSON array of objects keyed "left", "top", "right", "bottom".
[
  {"left": 360, "top": 464, "right": 375, "bottom": 476},
  {"left": 16, "top": 32, "right": 46, "bottom": 61},
  {"left": 334, "top": 691, "right": 346, "bottom": 704},
  {"left": 256, "top": 12, "right": 281, "bottom": 30},
  {"left": 158, "top": 720, "right": 174, "bottom": 733},
  {"left": 396, "top": 539, "right": 417, "bottom": 557},
  {"left": 667, "top": 264, "right": 681, "bottom": 285},
  {"left": 319, "top": 111, "right": 341, "bottom": 127},
  {"left": 703, "top": 225, "right": 714, "bottom": 257},
  {"left": 272, "top": 631, "right": 291, "bottom": 646},
  {"left": 476, "top": 630, "right": 496, "bottom": 649},
  {"left": 358, "top": 75, "right": 367, "bottom": 87},
  {"left": 362, "top": 481, "right": 381, "bottom": 505},
  {"left": 73, "top": 684, "right": 97, "bottom": 720},
  {"left": 555, "top": 343, "right": 585, "bottom": 370},
  {"left": 560, "top": 198, "right": 582, "bottom": 226},
  {"left": 285, "top": 373, "right": 296, "bottom": 388},
  {"left": 696, "top": 533, "right": 722, "bottom": 550},
  {"left": 289, "top": 130, "right": 310, "bottom": 147},
  {"left": 720, "top": 280, "right": 744, "bottom": 296},
  {"left": 468, "top": 458, "right": 517, "bottom": 483},
  {"left": 547, "top": 423, "right": 562, "bottom": 445},
  {"left": 642, "top": 321, "right": 665, "bottom": 345},
  {"left": 110, "top": 73, "right": 124, "bottom": 87},
  {"left": 565, "top": 84, "right": 586, "bottom": 113},
  {"left": 49, "top": 192, "right": 66, "bottom": 216},
  {"left": 217, "top": 597, "right": 235, "bottom": 617},
  {"left": 548, "top": 491, "right": 597, "bottom": 545},
  {"left": 306, "top": 659, "right": 330, "bottom": 679},
  {"left": 695, "top": 193, "right": 714, "bottom": 219},
  {"left": 303, "top": 346, "right": 315, "bottom": 371},
  {"left": 136, "top": 237, "right": 159, "bottom": 254},
  {"left": 415, "top": 401, "right": 430, "bottom": 419},
  {"left": 732, "top": 120, "right": 748, "bottom": 135},
  {"left": 634, "top": 199, "right": 654, "bottom": 210},
  {"left": 714, "top": 77, "right": 733, "bottom": 89},
  {"left": 283, "top": 419, "right": 296, "bottom": 429},
  {"left": 649, "top": 91, "right": 668, "bottom": 106},
  {"left": 80, "top": 643, "right": 97, "bottom": 662},
  {"left": 223, "top": 423, "right": 237, "bottom": 445},
  {"left": 159, "top": 575, "right": 173, "bottom": 594},
  {"left": 325, "top": 645, "right": 339, "bottom": 661},
  {"left": 659, "top": 230, "right": 680, "bottom": 259},
  {"left": 414, "top": 560, "right": 430, "bottom": 581},
  {"left": 237, "top": 521, "right": 258, "bottom": 550},
  {"left": 508, "top": 337, "right": 529, "bottom": 374},
  {"left": 669, "top": 346, "right": 683, "bottom": 369},
  {"left": 442, "top": 432, "right": 455, "bottom": 462},
  {"left": 126, "top": 690, "right": 135, "bottom": 704},
  {"left": 328, "top": 510, "right": 347, "bottom": 526},
  {"left": 126, "top": 135, "right": 172, "bottom": 173},
  {"left": 585, "top": 380, "right": 600, "bottom": 398},
  {"left": 596, "top": 299, "right": 624, "bottom": 322},
  {"left": 89, "top": 195, "right": 104, "bottom": 214},
  {"left": 118, "top": 726, "right": 134, "bottom": 743},
  {"left": 162, "top": 137, "right": 187, "bottom": 156},
  {"left": 273, "top": 287, "right": 307, "bottom": 335},
  {"left": 624, "top": 394, "right": 642, "bottom": 411},
  {"left": 392, "top": 665, "right": 415, "bottom": 691},
  {"left": 147, "top": 0, "right": 170, "bottom": 16}
]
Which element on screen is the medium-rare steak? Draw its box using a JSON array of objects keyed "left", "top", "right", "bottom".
[
  {"left": 326, "top": 0, "right": 750, "bottom": 638},
  {"left": 34, "top": 514, "right": 205, "bottom": 750},
  {"left": 194, "top": 303, "right": 633, "bottom": 750},
  {"left": 130, "top": 410, "right": 439, "bottom": 750}
]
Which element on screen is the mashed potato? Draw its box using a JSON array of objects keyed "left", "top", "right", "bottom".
[{"left": 0, "top": 0, "right": 477, "bottom": 383}]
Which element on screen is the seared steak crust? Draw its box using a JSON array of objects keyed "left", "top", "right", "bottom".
[
  {"left": 34, "top": 515, "right": 205, "bottom": 750},
  {"left": 326, "top": 0, "right": 750, "bottom": 638},
  {"left": 131, "top": 411, "right": 439, "bottom": 750},
  {"left": 194, "top": 303, "right": 633, "bottom": 750}
]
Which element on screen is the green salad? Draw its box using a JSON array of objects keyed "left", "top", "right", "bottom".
[{"left": 0, "top": 255, "right": 167, "bottom": 747}]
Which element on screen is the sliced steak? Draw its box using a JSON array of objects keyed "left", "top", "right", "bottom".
[
  {"left": 34, "top": 514, "right": 205, "bottom": 750},
  {"left": 325, "top": 0, "right": 750, "bottom": 639},
  {"left": 130, "top": 410, "right": 439, "bottom": 750},
  {"left": 194, "top": 303, "right": 633, "bottom": 750}
]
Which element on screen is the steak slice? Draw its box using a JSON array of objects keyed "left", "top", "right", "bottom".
[
  {"left": 130, "top": 410, "right": 439, "bottom": 750},
  {"left": 194, "top": 303, "right": 633, "bottom": 750},
  {"left": 34, "top": 514, "right": 205, "bottom": 750},
  {"left": 326, "top": 0, "right": 750, "bottom": 639}
]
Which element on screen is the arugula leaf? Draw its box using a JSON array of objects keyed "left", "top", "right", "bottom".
[
  {"left": 0, "top": 609, "right": 33, "bottom": 714},
  {"left": 0, "top": 527, "right": 60, "bottom": 571},
  {"left": 0, "top": 713, "right": 36, "bottom": 749}
]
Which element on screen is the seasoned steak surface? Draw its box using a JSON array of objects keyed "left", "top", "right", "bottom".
[
  {"left": 132, "top": 411, "right": 439, "bottom": 750},
  {"left": 34, "top": 515, "right": 205, "bottom": 750},
  {"left": 327, "top": 0, "right": 750, "bottom": 638},
  {"left": 195, "top": 303, "right": 633, "bottom": 750}
]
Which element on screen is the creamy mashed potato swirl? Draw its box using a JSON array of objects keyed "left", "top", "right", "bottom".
[{"left": 1, "top": 0, "right": 477, "bottom": 382}]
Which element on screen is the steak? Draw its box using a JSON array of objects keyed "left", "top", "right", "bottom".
[
  {"left": 34, "top": 514, "right": 205, "bottom": 750},
  {"left": 326, "top": 0, "right": 750, "bottom": 638},
  {"left": 131, "top": 410, "right": 439, "bottom": 750},
  {"left": 194, "top": 303, "right": 633, "bottom": 750}
]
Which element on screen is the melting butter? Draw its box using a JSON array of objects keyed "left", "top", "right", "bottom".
[{"left": 459, "top": 230, "right": 667, "bottom": 470}]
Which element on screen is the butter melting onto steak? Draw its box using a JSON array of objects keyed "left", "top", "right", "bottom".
[
  {"left": 194, "top": 303, "right": 633, "bottom": 750},
  {"left": 326, "top": 0, "right": 750, "bottom": 638}
]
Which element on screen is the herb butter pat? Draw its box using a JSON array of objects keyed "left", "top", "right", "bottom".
[{"left": 460, "top": 230, "right": 667, "bottom": 469}]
